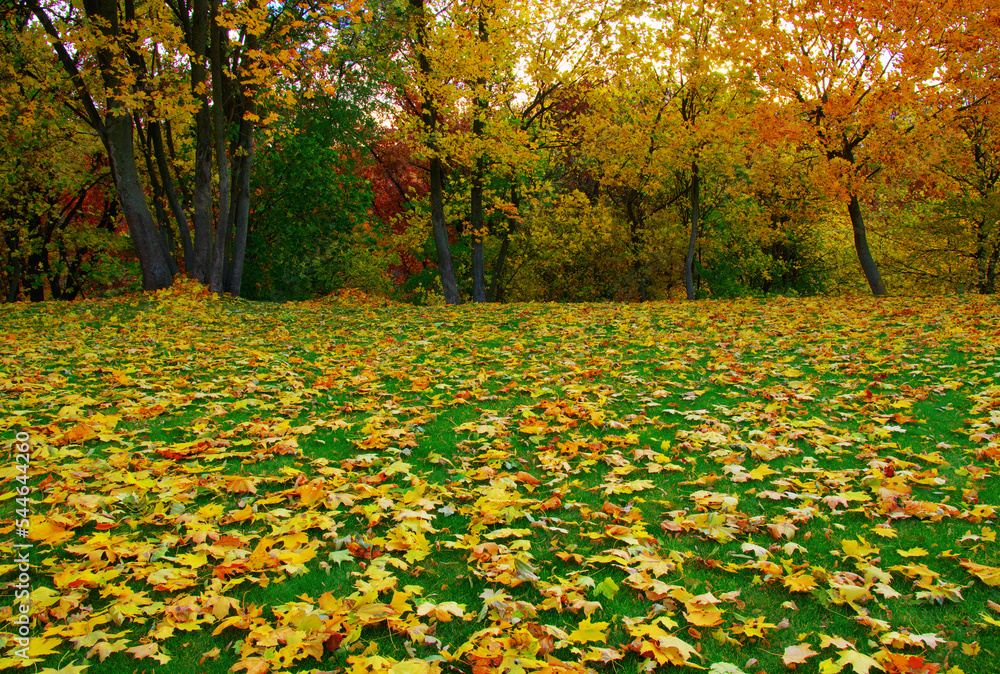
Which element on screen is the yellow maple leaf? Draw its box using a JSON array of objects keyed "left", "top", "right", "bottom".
[
  {"left": 231, "top": 657, "right": 270, "bottom": 674},
  {"left": 897, "top": 547, "right": 929, "bottom": 557},
  {"left": 24, "top": 637, "right": 63, "bottom": 659},
  {"left": 869, "top": 525, "right": 897, "bottom": 539},
  {"left": 738, "top": 617, "right": 776, "bottom": 638},
  {"left": 960, "top": 560, "right": 1000, "bottom": 586},
  {"left": 841, "top": 536, "right": 879, "bottom": 559},
  {"left": 86, "top": 639, "right": 128, "bottom": 662},
  {"left": 979, "top": 612, "right": 1000, "bottom": 627},
  {"left": 748, "top": 465, "right": 779, "bottom": 480},
  {"left": 568, "top": 617, "right": 610, "bottom": 644},
  {"left": 416, "top": 601, "right": 466, "bottom": 622},
  {"left": 126, "top": 642, "right": 170, "bottom": 664},
  {"left": 784, "top": 572, "right": 818, "bottom": 593},
  {"left": 819, "top": 658, "right": 846, "bottom": 674},
  {"left": 685, "top": 606, "right": 724, "bottom": 627},
  {"left": 837, "top": 649, "right": 882, "bottom": 674}
]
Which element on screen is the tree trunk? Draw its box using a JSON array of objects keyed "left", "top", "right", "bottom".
[
  {"left": 226, "top": 116, "right": 254, "bottom": 296},
  {"left": 469, "top": 6, "right": 489, "bottom": 304},
  {"left": 470, "top": 149, "right": 486, "bottom": 302},
  {"left": 488, "top": 186, "right": 518, "bottom": 303},
  {"left": 135, "top": 116, "right": 180, "bottom": 277},
  {"left": 487, "top": 229, "right": 509, "bottom": 303},
  {"left": 411, "top": 0, "right": 460, "bottom": 305},
  {"left": 429, "top": 158, "right": 461, "bottom": 303},
  {"left": 470, "top": 156, "right": 486, "bottom": 303},
  {"left": 28, "top": 247, "right": 45, "bottom": 302},
  {"left": 106, "top": 112, "right": 174, "bottom": 290},
  {"left": 625, "top": 196, "right": 647, "bottom": 301},
  {"left": 847, "top": 194, "right": 888, "bottom": 296},
  {"left": 208, "top": 0, "right": 231, "bottom": 294},
  {"left": 189, "top": 0, "right": 213, "bottom": 282},
  {"left": 4, "top": 230, "right": 21, "bottom": 302},
  {"left": 685, "top": 162, "right": 700, "bottom": 301},
  {"left": 150, "top": 121, "right": 194, "bottom": 269}
]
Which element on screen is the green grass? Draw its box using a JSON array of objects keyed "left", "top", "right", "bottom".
[{"left": 0, "top": 284, "right": 998, "bottom": 673}]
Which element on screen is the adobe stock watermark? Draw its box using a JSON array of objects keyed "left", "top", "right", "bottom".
[{"left": 10, "top": 431, "right": 33, "bottom": 659}]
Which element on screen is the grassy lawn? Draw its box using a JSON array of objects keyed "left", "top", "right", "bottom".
[{"left": 1, "top": 280, "right": 998, "bottom": 674}]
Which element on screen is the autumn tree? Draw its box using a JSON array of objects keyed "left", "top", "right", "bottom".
[
  {"left": 918, "top": 0, "right": 1000, "bottom": 292},
  {"left": 398, "top": 0, "right": 625, "bottom": 304},
  {"left": 565, "top": 0, "right": 759, "bottom": 300},
  {"left": 734, "top": 0, "right": 975, "bottom": 296},
  {"left": 21, "top": 0, "right": 364, "bottom": 295},
  {"left": 0, "top": 10, "right": 129, "bottom": 301}
]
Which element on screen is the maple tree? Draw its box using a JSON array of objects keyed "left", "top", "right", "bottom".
[
  {"left": 569, "top": 0, "right": 762, "bottom": 301},
  {"left": 0, "top": 15, "right": 132, "bottom": 302},
  {"left": 405, "top": 0, "right": 462, "bottom": 304},
  {"left": 16, "top": 0, "right": 366, "bottom": 295},
  {"left": 395, "top": 0, "right": 626, "bottom": 303},
  {"left": 919, "top": 11, "right": 1000, "bottom": 294},
  {"left": 731, "top": 0, "right": 990, "bottom": 297}
]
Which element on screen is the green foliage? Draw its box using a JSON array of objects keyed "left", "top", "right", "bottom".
[
  {"left": 244, "top": 96, "right": 377, "bottom": 301},
  {"left": 698, "top": 199, "right": 831, "bottom": 298},
  {"left": 335, "top": 225, "right": 399, "bottom": 297}
]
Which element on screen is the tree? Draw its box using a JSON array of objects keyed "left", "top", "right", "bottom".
[
  {"left": 0, "top": 10, "right": 129, "bottom": 301},
  {"left": 568, "top": 0, "right": 757, "bottom": 300},
  {"left": 398, "top": 0, "right": 626, "bottom": 304},
  {"left": 738, "top": 0, "right": 968, "bottom": 296},
  {"left": 245, "top": 95, "right": 377, "bottom": 300},
  {"left": 922, "top": 0, "right": 1000, "bottom": 293},
  {"left": 406, "top": 0, "right": 462, "bottom": 304},
  {"left": 23, "top": 0, "right": 363, "bottom": 295}
]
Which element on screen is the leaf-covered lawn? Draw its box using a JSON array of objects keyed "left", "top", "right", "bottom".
[{"left": 1, "top": 281, "right": 998, "bottom": 674}]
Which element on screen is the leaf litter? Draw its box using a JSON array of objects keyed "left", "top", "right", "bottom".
[{"left": 0, "top": 281, "right": 997, "bottom": 673}]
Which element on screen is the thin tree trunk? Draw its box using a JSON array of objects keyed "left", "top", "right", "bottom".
[
  {"left": 28, "top": 248, "right": 45, "bottom": 302},
  {"left": 470, "top": 154, "right": 486, "bottom": 302},
  {"left": 164, "top": 120, "right": 192, "bottom": 207},
  {"left": 488, "top": 186, "right": 518, "bottom": 303},
  {"left": 487, "top": 228, "right": 509, "bottom": 303},
  {"left": 189, "top": 0, "right": 212, "bottom": 282},
  {"left": 471, "top": 148, "right": 486, "bottom": 301},
  {"left": 626, "top": 196, "right": 647, "bottom": 301},
  {"left": 106, "top": 111, "right": 174, "bottom": 290},
  {"left": 411, "top": 0, "right": 460, "bottom": 305},
  {"left": 4, "top": 229, "right": 20, "bottom": 302},
  {"left": 135, "top": 115, "right": 179, "bottom": 277},
  {"left": 151, "top": 121, "right": 194, "bottom": 269},
  {"left": 429, "top": 158, "right": 461, "bottom": 303},
  {"left": 685, "top": 162, "right": 700, "bottom": 301},
  {"left": 470, "top": 7, "right": 489, "bottom": 304},
  {"left": 847, "top": 194, "right": 888, "bottom": 296},
  {"left": 208, "top": 0, "right": 231, "bottom": 293},
  {"left": 226, "top": 116, "right": 254, "bottom": 296},
  {"left": 975, "top": 222, "right": 989, "bottom": 293}
]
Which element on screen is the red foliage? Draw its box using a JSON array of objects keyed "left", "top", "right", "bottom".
[{"left": 362, "top": 134, "right": 431, "bottom": 281}]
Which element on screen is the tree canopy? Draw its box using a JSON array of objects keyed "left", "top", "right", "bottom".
[{"left": 2, "top": 0, "right": 999, "bottom": 302}]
